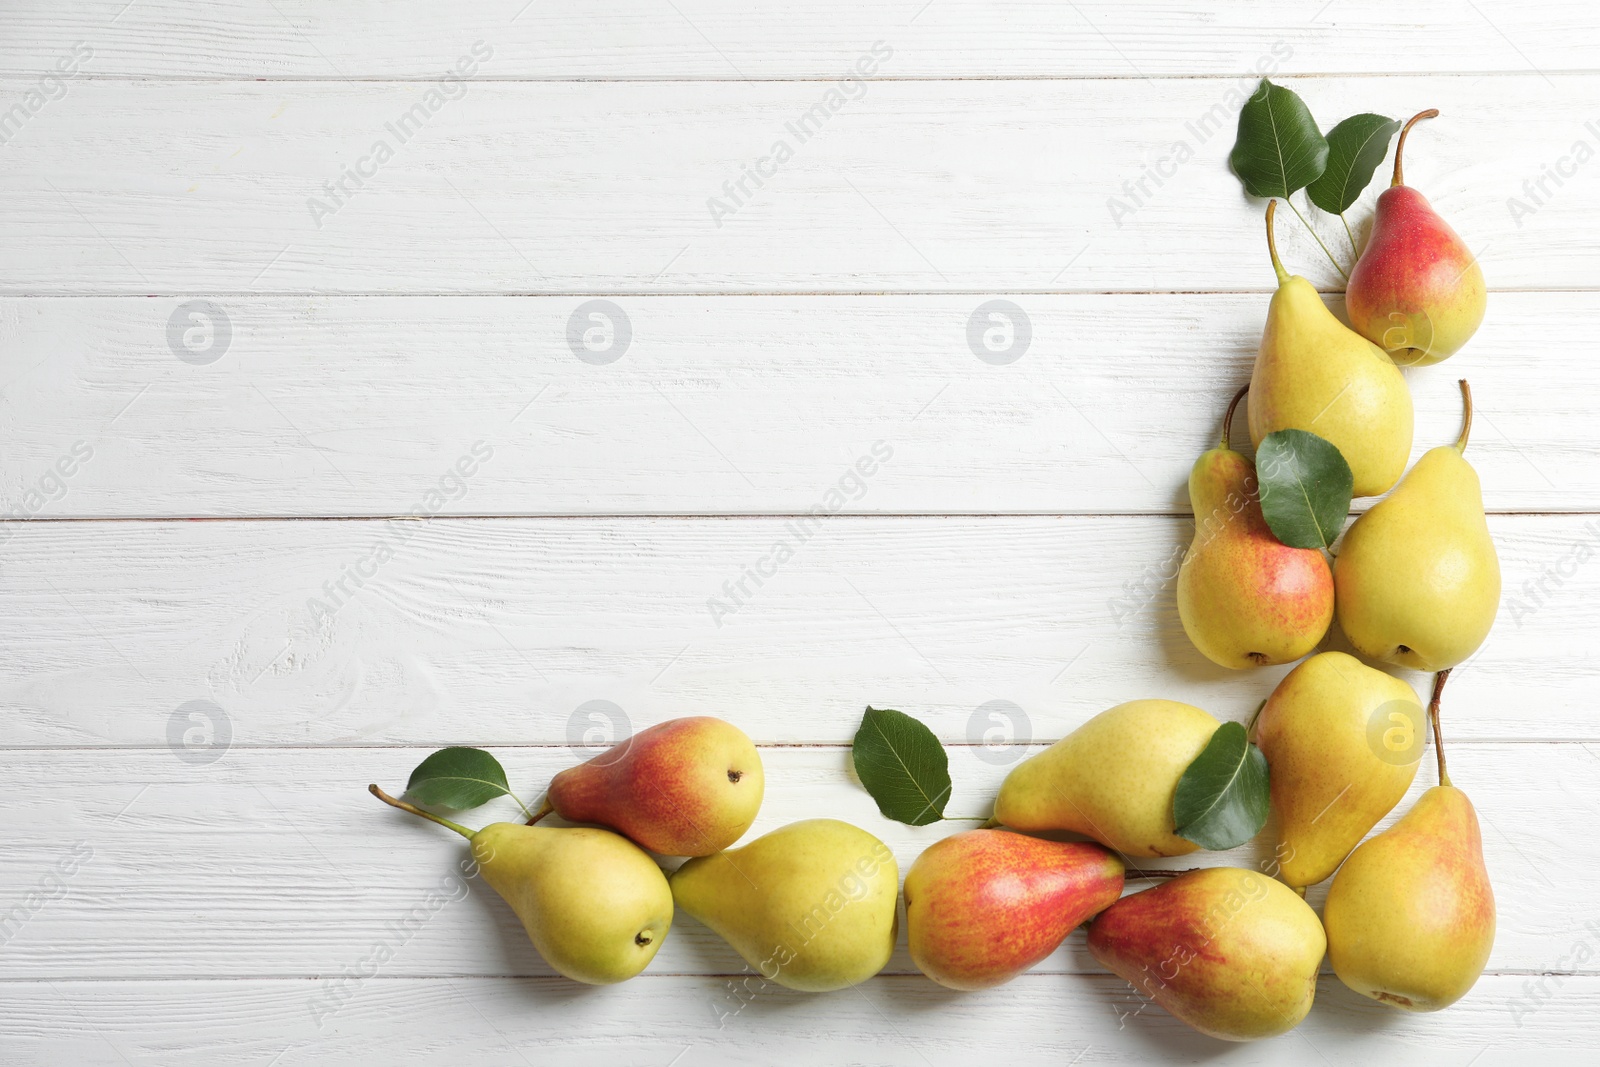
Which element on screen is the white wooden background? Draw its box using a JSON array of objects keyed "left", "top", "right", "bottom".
[{"left": 3, "top": 3, "right": 1598, "bottom": 1063}]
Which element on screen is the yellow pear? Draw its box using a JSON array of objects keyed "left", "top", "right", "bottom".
[
  {"left": 370, "top": 786, "right": 672, "bottom": 984},
  {"left": 994, "top": 700, "right": 1218, "bottom": 857},
  {"left": 1249, "top": 200, "right": 1413, "bottom": 497},
  {"left": 1254, "top": 652, "right": 1424, "bottom": 888},
  {"left": 1088, "top": 868, "right": 1326, "bottom": 1040},
  {"left": 1177, "top": 385, "right": 1334, "bottom": 668},
  {"left": 1324, "top": 672, "right": 1495, "bottom": 1010},
  {"left": 670, "top": 819, "right": 898, "bottom": 992},
  {"left": 1336, "top": 379, "right": 1500, "bottom": 671}
]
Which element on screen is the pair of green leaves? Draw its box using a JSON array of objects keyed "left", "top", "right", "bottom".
[
  {"left": 851, "top": 705, "right": 1270, "bottom": 854},
  {"left": 1231, "top": 79, "right": 1401, "bottom": 215}
]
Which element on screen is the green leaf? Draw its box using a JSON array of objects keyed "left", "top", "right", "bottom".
[
  {"left": 851, "top": 707, "right": 952, "bottom": 826},
  {"left": 406, "top": 747, "right": 515, "bottom": 810},
  {"left": 1255, "top": 429, "right": 1354, "bottom": 550},
  {"left": 1173, "top": 722, "right": 1270, "bottom": 851},
  {"left": 1307, "top": 114, "right": 1401, "bottom": 214},
  {"left": 1229, "top": 79, "right": 1330, "bottom": 199}
]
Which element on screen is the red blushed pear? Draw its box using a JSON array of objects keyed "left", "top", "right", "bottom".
[
  {"left": 1088, "top": 868, "right": 1326, "bottom": 1041},
  {"left": 904, "top": 830, "right": 1123, "bottom": 991},
  {"left": 1346, "top": 109, "right": 1487, "bottom": 366},
  {"left": 536, "top": 716, "right": 763, "bottom": 857},
  {"left": 1176, "top": 385, "right": 1333, "bottom": 668}
]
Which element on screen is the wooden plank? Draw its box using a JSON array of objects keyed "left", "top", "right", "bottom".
[
  {"left": 5, "top": 974, "right": 1593, "bottom": 1065},
  {"left": 8, "top": 973, "right": 1592, "bottom": 1065},
  {"left": 0, "top": 514, "right": 1583, "bottom": 745},
  {"left": 0, "top": 1, "right": 1591, "bottom": 80},
  {"left": 0, "top": 745, "right": 1587, "bottom": 980},
  {"left": 0, "top": 515, "right": 1592, "bottom": 746},
  {"left": 0, "top": 75, "right": 1586, "bottom": 294},
  {"left": 0, "top": 293, "right": 1588, "bottom": 517}
]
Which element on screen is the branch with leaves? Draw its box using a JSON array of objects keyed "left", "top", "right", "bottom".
[{"left": 1230, "top": 80, "right": 1404, "bottom": 280}]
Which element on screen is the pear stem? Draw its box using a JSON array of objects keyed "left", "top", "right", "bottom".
[
  {"left": 525, "top": 798, "right": 553, "bottom": 826},
  {"left": 1339, "top": 213, "right": 1358, "bottom": 258},
  {"left": 1245, "top": 697, "right": 1267, "bottom": 741},
  {"left": 1393, "top": 109, "right": 1440, "bottom": 188},
  {"left": 1123, "top": 867, "right": 1200, "bottom": 880},
  {"left": 1454, "top": 379, "right": 1474, "bottom": 453},
  {"left": 1264, "top": 200, "right": 1290, "bottom": 287},
  {"left": 369, "top": 784, "right": 477, "bottom": 840},
  {"left": 1221, "top": 384, "right": 1249, "bottom": 450},
  {"left": 1285, "top": 197, "right": 1349, "bottom": 281},
  {"left": 1428, "top": 669, "right": 1453, "bottom": 788}
]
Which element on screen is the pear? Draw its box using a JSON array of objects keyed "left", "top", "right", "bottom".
[
  {"left": 1254, "top": 651, "right": 1424, "bottom": 888},
  {"left": 1346, "top": 110, "right": 1487, "bottom": 366},
  {"left": 1088, "top": 868, "right": 1326, "bottom": 1041},
  {"left": 670, "top": 819, "right": 898, "bottom": 992},
  {"left": 904, "top": 831, "right": 1123, "bottom": 991},
  {"left": 538, "top": 716, "right": 763, "bottom": 856},
  {"left": 1335, "top": 379, "right": 1500, "bottom": 671},
  {"left": 1324, "top": 671, "right": 1495, "bottom": 1010},
  {"left": 1249, "top": 199, "right": 1413, "bottom": 497},
  {"left": 369, "top": 785, "right": 672, "bottom": 985},
  {"left": 994, "top": 700, "right": 1218, "bottom": 857},
  {"left": 1177, "top": 385, "right": 1334, "bottom": 668}
]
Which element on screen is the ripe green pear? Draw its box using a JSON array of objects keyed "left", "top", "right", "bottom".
[
  {"left": 1088, "top": 868, "right": 1326, "bottom": 1041},
  {"left": 1336, "top": 380, "right": 1500, "bottom": 671},
  {"left": 1255, "top": 652, "right": 1424, "bottom": 888},
  {"left": 1346, "top": 111, "right": 1487, "bottom": 367},
  {"left": 670, "top": 819, "right": 898, "bottom": 992},
  {"left": 1249, "top": 200, "right": 1413, "bottom": 497},
  {"left": 542, "top": 716, "right": 764, "bottom": 856},
  {"left": 1178, "top": 386, "right": 1333, "bottom": 668},
  {"left": 904, "top": 831, "right": 1123, "bottom": 991},
  {"left": 1324, "top": 680, "right": 1494, "bottom": 1011},
  {"left": 370, "top": 786, "right": 672, "bottom": 985},
  {"left": 994, "top": 700, "right": 1219, "bottom": 857}
]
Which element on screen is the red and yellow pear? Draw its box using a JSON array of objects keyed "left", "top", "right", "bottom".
[
  {"left": 1346, "top": 110, "right": 1487, "bottom": 366},
  {"left": 1088, "top": 868, "right": 1326, "bottom": 1041},
  {"left": 904, "top": 830, "right": 1124, "bottom": 991},
  {"left": 1177, "top": 385, "right": 1334, "bottom": 668},
  {"left": 538, "top": 716, "right": 763, "bottom": 856}
]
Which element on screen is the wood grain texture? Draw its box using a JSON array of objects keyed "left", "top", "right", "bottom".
[
  {"left": 0, "top": 75, "right": 1586, "bottom": 294},
  {"left": 0, "top": 0, "right": 1590, "bottom": 79},
  {"left": 7, "top": 975, "right": 1591, "bottom": 1066},
  {"left": 0, "top": 293, "right": 1588, "bottom": 517},
  {"left": 0, "top": 515, "right": 1592, "bottom": 746},
  {"left": 0, "top": 745, "right": 1589, "bottom": 979}
]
